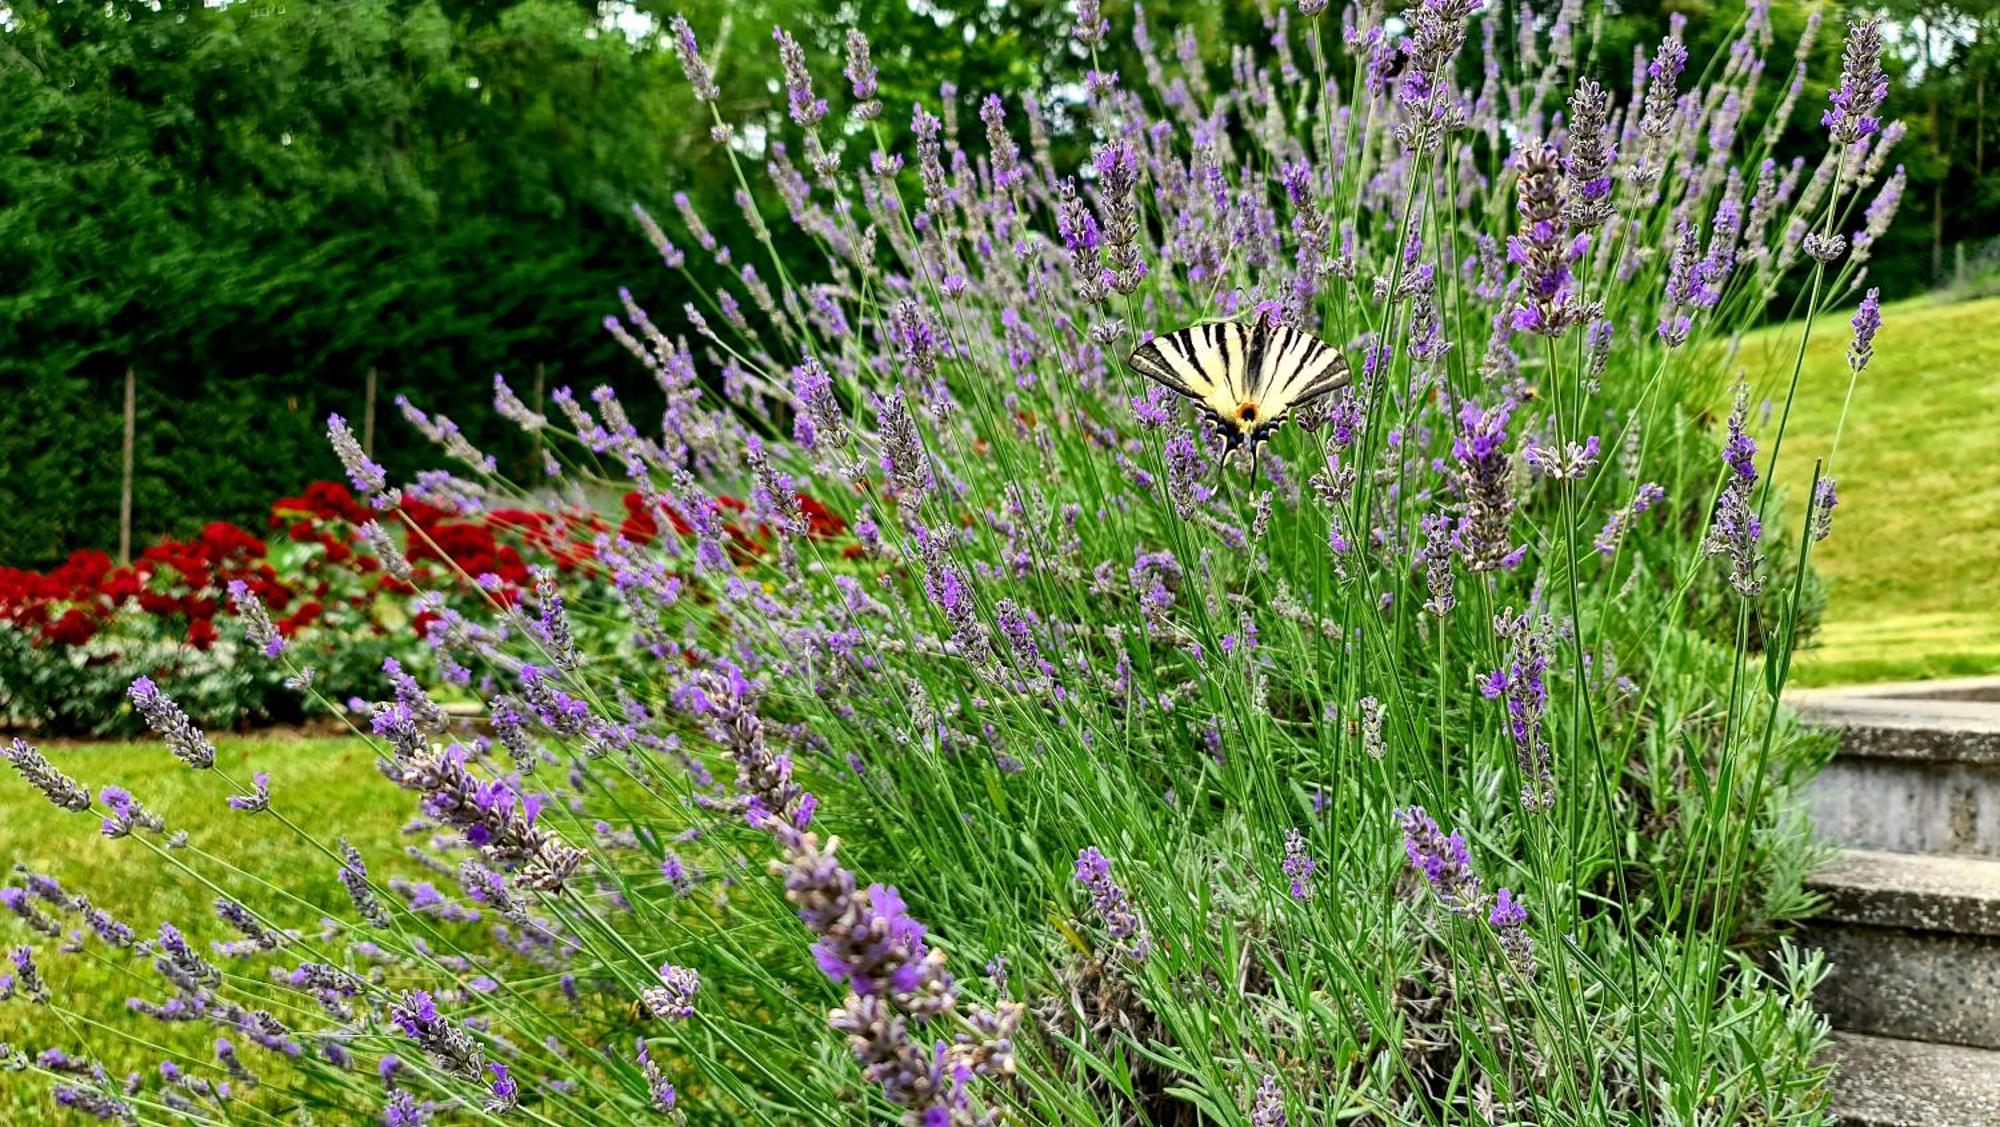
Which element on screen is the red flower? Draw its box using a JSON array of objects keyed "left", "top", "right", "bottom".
[
  {"left": 47, "top": 609, "right": 98, "bottom": 647},
  {"left": 187, "top": 618, "right": 217, "bottom": 651}
]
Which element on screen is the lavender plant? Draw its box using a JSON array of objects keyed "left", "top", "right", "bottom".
[{"left": 4, "top": 3, "right": 1895, "bottom": 1123}]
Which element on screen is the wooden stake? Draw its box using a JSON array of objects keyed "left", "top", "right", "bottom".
[
  {"left": 363, "top": 366, "right": 379, "bottom": 456},
  {"left": 119, "top": 367, "right": 135, "bottom": 566},
  {"left": 532, "top": 362, "right": 546, "bottom": 467}
]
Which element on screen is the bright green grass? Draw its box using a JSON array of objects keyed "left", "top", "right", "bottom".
[
  {"left": 0, "top": 736, "right": 395, "bottom": 1117},
  {"left": 1739, "top": 294, "right": 2000, "bottom": 687}
]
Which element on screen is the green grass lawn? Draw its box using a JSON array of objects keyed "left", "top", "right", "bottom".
[
  {"left": 1739, "top": 293, "right": 2000, "bottom": 686},
  {"left": 0, "top": 735, "right": 398, "bottom": 1117}
]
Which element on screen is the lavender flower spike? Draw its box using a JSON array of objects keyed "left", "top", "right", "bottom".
[
  {"left": 4, "top": 739, "right": 91, "bottom": 812},
  {"left": 668, "top": 14, "right": 720, "bottom": 102},
  {"left": 127, "top": 677, "right": 217, "bottom": 769},
  {"left": 1850, "top": 288, "right": 1882, "bottom": 373},
  {"left": 641, "top": 964, "right": 700, "bottom": 1020},
  {"left": 327, "top": 413, "right": 398, "bottom": 510},
  {"left": 1074, "top": 846, "right": 1149, "bottom": 960},
  {"left": 1824, "top": 19, "right": 1888, "bottom": 146},
  {"left": 1398, "top": 806, "right": 1482, "bottom": 914},
  {"left": 225, "top": 579, "right": 284, "bottom": 658},
  {"left": 1489, "top": 887, "right": 1537, "bottom": 977},
  {"left": 391, "top": 990, "right": 486, "bottom": 1081}
]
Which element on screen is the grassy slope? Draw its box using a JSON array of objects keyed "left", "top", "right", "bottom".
[
  {"left": 1739, "top": 293, "right": 2000, "bottom": 685},
  {"left": 0, "top": 736, "right": 397, "bottom": 1117}
]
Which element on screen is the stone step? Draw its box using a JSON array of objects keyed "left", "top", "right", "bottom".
[
  {"left": 1825, "top": 1031, "right": 2000, "bottom": 1126},
  {"left": 1798, "top": 690, "right": 2000, "bottom": 856},
  {"left": 1803, "top": 849, "right": 2000, "bottom": 1048}
]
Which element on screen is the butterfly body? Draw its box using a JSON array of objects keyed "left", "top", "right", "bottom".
[{"left": 1127, "top": 319, "right": 1351, "bottom": 459}]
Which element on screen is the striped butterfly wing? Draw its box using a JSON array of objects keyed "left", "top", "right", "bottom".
[
  {"left": 1247, "top": 321, "right": 1351, "bottom": 418},
  {"left": 1126, "top": 321, "right": 1253, "bottom": 429},
  {"left": 1128, "top": 320, "right": 1350, "bottom": 440}
]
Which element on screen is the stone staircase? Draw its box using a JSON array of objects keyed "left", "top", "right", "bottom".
[{"left": 1797, "top": 676, "right": 2000, "bottom": 1125}]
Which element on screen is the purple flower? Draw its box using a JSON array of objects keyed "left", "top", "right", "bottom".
[
  {"left": 844, "top": 30, "right": 881, "bottom": 118},
  {"left": 1489, "top": 888, "right": 1536, "bottom": 976},
  {"left": 1073, "top": 0, "right": 1109, "bottom": 47},
  {"left": 638, "top": 1040, "right": 678, "bottom": 1111},
  {"left": 225, "top": 579, "right": 284, "bottom": 658},
  {"left": 226, "top": 771, "right": 270, "bottom": 814},
  {"left": 1850, "top": 288, "right": 1882, "bottom": 372},
  {"left": 772, "top": 26, "right": 828, "bottom": 126},
  {"left": 1595, "top": 483, "right": 1666, "bottom": 555},
  {"left": 390, "top": 990, "right": 485, "bottom": 1081},
  {"left": 328, "top": 413, "right": 398, "bottom": 509},
  {"left": 1074, "top": 846, "right": 1149, "bottom": 959},
  {"left": 487, "top": 1062, "right": 519, "bottom": 1111},
  {"left": 127, "top": 677, "right": 217, "bottom": 769},
  {"left": 1508, "top": 140, "right": 1584, "bottom": 336},
  {"left": 775, "top": 827, "right": 1023, "bottom": 1119},
  {"left": 1251, "top": 1072, "right": 1287, "bottom": 1126},
  {"left": 1563, "top": 81, "right": 1616, "bottom": 229},
  {"left": 1703, "top": 384, "right": 1765, "bottom": 597},
  {"left": 642, "top": 964, "right": 700, "bottom": 1020},
  {"left": 1812, "top": 478, "right": 1839, "bottom": 543},
  {"left": 1824, "top": 20, "right": 1888, "bottom": 145},
  {"left": 669, "top": 15, "right": 720, "bottom": 102},
  {"left": 1450, "top": 398, "right": 1525, "bottom": 572},
  {"left": 1398, "top": 807, "right": 1482, "bottom": 914},
  {"left": 4, "top": 739, "right": 90, "bottom": 812},
  {"left": 1482, "top": 610, "right": 1555, "bottom": 811},
  {"left": 1281, "top": 829, "right": 1316, "bottom": 900}
]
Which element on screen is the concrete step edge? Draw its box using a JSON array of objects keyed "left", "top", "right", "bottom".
[
  {"left": 1826, "top": 1030, "right": 2000, "bottom": 1126},
  {"left": 1807, "top": 849, "right": 2000, "bottom": 936}
]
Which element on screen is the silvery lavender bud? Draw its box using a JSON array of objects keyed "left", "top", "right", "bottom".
[
  {"left": 127, "top": 678, "right": 215, "bottom": 770},
  {"left": 1657, "top": 222, "right": 1700, "bottom": 346},
  {"left": 641, "top": 964, "right": 700, "bottom": 1020},
  {"left": 1489, "top": 888, "right": 1537, "bottom": 977},
  {"left": 874, "top": 389, "right": 934, "bottom": 517},
  {"left": 1640, "top": 36, "right": 1687, "bottom": 140},
  {"left": 214, "top": 899, "right": 284, "bottom": 951},
  {"left": 981, "top": 94, "right": 1022, "bottom": 189},
  {"left": 1509, "top": 141, "right": 1580, "bottom": 336},
  {"left": 1824, "top": 19, "right": 1888, "bottom": 146},
  {"left": 9, "top": 947, "right": 47, "bottom": 1002},
  {"left": 772, "top": 26, "right": 828, "bottom": 127},
  {"left": 358, "top": 520, "right": 413, "bottom": 583},
  {"left": 1562, "top": 80, "right": 1616, "bottom": 230},
  {"left": 392, "top": 990, "right": 486, "bottom": 1082},
  {"left": 530, "top": 569, "right": 578, "bottom": 673},
  {"left": 327, "top": 414, "right": 397, "bottom": 511},
  {"left": 1399, "top": 806, "right": 1483, "bottom": 914},
  {"left": 1095, "top": 142, "right": 1147, "bottom": 295},
  {"left": 669, "top": 15, "right": 720, "bottom": 102},
  {"left": 1074, "top": 846, "right": 1149, "bottom": 960},
  {"left": 791, "top": 358, "right": 850, "bottom": 454},
  {"left": 152, "top": 922, "right": 220, "bottom": 995},
  {"left": 0, "top": 888, "right": 61, "bottom": 938},
  {"left": 1073, "top": 0, "right": 1109, "bottom": 47},
  {"left": 1056, "top": 177, "right": 1110, "bottom": 304},
  {"left": 492, "top": 373, "right": 548, "bottom": 432},
  {"left": 225, "top": 771, "right": 270, "bottom": 814},
  {"left": 224, "top": 580, "right": 284, "bottom": 659},
  {"left": 1252, "top": 1072, "right": 1287, "bottom": 1126},
  {"left": 1802, "top": 231, "right": 1848, "bottom": 263},
  {"left": 1811, "top": 479, "right": 1839, "bottom": 543},
  {"left": 1850, "top": 287, "right": 1882, "bottom": 372},
  {"left": 337, "top": 841, "right": 394, "bottom": 929},
  {"left": 845, "top": 30, "right": 881, "bottom": 120},
  {"left": 1703, "top": 384, "right": 1765, "bottom": 597},
  {"left": 1359, "top": 696, "right": 1386, "bottom": 759},
  {"left": 4, "top": 739, "right": 90, "bottom": 812},
  {"left": 1419, "top": 511, "right": 1456, "bottom": 617}
]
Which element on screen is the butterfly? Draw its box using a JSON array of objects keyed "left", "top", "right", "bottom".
[{"left": 1127, "top": 319, "right": 1351, "bottom": 463}]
